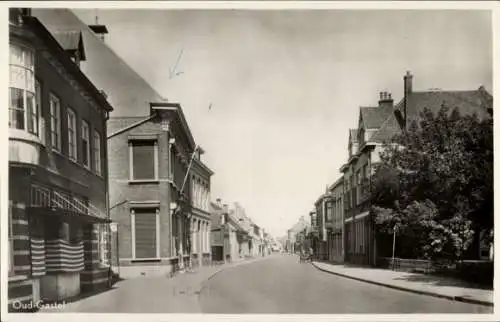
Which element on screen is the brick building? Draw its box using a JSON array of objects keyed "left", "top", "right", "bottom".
[
  {"left": 8, "top": 9, "right": 113, "bottom": 308},
  {"left": 327, "top": 177, "right": 344, "bottom": 263},
  {"left": 33, "top": 8, "right": 213, "bottom": 277},
  {"left": 341, "top": 71, "right": 493, "bottom": 266}
]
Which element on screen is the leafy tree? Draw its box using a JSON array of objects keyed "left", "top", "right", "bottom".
[{"left": 371, "top": 105, "right": 493, "bottom": 260}]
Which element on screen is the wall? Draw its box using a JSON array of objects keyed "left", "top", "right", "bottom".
[{"left": 107, "top": 118, "right": 172, "bottom": 260}]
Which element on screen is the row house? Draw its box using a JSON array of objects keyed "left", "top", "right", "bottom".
[
  {"left": 210, "top": 199, "right": 239, "bottom": 262},
  {"left": 313, "top": 191, "right": 329, "bottom": 260},
  {"left": 340, "top": 92, "right": 393, "bottom": 266},
  {"left": 8, "top": 9, "right": 113, "bottom": 308},
  {"left": 327, "top": 177, "right": 344, "bottom": 263},
  {"left": 189, "top": 151, "right": 214, "bottom": 267},
  {"left": 33, "top": 8, "right": 214, "bottom": 278},
  {"left": 340, "top": 71, "right": 493, "bottom": 266}
]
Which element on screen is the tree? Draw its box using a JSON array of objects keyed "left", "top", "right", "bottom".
[{"left": 371, "top": 105, "right": 493, "bottom": 260}]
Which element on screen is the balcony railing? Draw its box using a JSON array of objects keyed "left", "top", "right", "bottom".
[{"left": 30, "top": 185, "right": 105, "bottom": 218}]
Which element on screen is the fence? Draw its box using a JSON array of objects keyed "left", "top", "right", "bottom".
[{"left": 377, "top": 257, "right": 454, "bottom": 274}]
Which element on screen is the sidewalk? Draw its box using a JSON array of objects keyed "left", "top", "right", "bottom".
[
  {"left": 39, "top": 255, "right": 272, "bottom": 313},
  {"left": 312, "top": 261, "right": 493, "bottom": 307}
]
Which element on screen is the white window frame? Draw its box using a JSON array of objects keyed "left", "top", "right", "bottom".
[
  {"left": 67, "top": 107, "right": 77, "bottom": 161},
  {"left": 129, "top": 140, "right": 159, "bottom": 181},
  {"left": 81, "top": 120, "right": 90, "bottom": 169},
  {"left": 49, "top": 93, "right": 61, "bottom": 152},
  {"left": 131, "top": 208, "right": 161, "bottom": 260},
  {"left": 94, "top": 131, "right": 102, "bottom": 175},
  {"left": 9, "top": 43, "right": 36, "bottom": 135}
]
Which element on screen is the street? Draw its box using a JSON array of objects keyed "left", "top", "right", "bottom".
[
  {"left": 199, "top": 255, "right": 492, "bottom": 314},
  {"left": 37, "top": 254, "right": 492, "bottom": 314}
]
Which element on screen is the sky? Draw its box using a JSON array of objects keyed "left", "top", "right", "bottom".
[{"left": 73, "top": 9, "right": 492, "bottom": 238}]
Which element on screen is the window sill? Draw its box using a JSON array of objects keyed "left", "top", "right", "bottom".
[
  {"left": 128, "top": 179, "right": 160, "bottom": 184},
  {"left": 131, "top": 258, "right": 161, "bottom": 263}
]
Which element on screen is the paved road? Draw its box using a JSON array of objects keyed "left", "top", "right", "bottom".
[{"left": 198, "top": 255, "right": 492, "bottom": 314}]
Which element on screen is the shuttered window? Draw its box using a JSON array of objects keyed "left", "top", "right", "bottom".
[
  {"left": 130, "top": 140, "right": 157, "bottom": 180},
  {"left": 133, "top": 208, "right": 157, "bottom": 259}
]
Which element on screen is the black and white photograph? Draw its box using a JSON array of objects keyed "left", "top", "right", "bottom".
[{"left": 2, "top": 1, "right": 497, "bottom": 320}]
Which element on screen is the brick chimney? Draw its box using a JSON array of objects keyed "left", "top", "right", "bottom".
[
  {"left": 378, "top": 91, "right": 393, "bottom": 109},
  {"left": 403, "top": 71, "right": 413, "bottom": 131},
  {"left": 404, "top": 71, "right": 413, "bottom": 96}
]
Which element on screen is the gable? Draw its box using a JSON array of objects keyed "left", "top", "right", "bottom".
[{"left": 32, "top": 9, "right": 165, "bottom": 118}]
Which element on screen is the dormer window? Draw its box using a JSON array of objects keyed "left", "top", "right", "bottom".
[{"left": 52, "top": 30, "right": 86, "bottom": 68}]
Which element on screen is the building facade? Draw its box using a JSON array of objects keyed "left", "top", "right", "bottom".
[
  {"left": 8, "top": 9, "right": 113, "bottom": 308},
  {"left": 32, "top": 8, "right": 214, "bottom": 277},
  {"left": 210, "top": 199, "right": 239, "bottom": 262},
  {"left": 314, "top": 192, "right": 329, "bottom": 260},
  {"left": 327, "top": 177, "right": 344, "bottom": 262},
  {"left": 340, "top": 71, "right": 493, "bottom": 266},
  {"left": 189, "top": 153, "right": 213, "bottom": 267}
]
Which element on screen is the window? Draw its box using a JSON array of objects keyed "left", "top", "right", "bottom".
[
  {"left": 130, "top": 140, "right": 158, "bottom": 180},
  {"left": 50, "top": 94, "right": 61, "bottom": 151},
  {"left": 326, "top": 200, "right": 333, "bottom": 222},
  {"left": 169, "top": 145, "right": 175, "bottom": 180},
  {"left": 9, "top": 44, "right": 37, "bottom": 135},
  {"left": 132, "top": 208, "right": 159, "bottom": 259},
  {"left": 80, "top": 121, "right": 90, "bottom": 167},
  {"left": 35, "top": 80, "right": 42, "bottom": 139},
  {"left": 67, "top": 108, "right": 77, "bottom": 161},
  {"left": 94, "top": 131, "right": 102, "bottom": 175}
]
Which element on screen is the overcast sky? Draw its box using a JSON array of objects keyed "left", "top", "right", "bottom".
[{"left": 74, "top": 9, "right": 492, "bottom": 237}]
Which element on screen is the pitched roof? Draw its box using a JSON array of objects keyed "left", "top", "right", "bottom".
[
  {"left": 371, "top": 88, "right": 493, "bottom": 143},
  {"left": 405, "top": 90, "right": 492, "bottom": 123},
  {"left": 360, "top": 106, "right": 393, "bottom": 129},
  {"left": 32, "top": 9, "right": 165, "bottom": 118},
  {"left": 52, "top": 30, "right": 86, "bottom": 60},
  {"left": 22, "top": 17, "right": 112, "bottom": 113}
]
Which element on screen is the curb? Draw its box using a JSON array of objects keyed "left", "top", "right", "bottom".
[{"left": 311, "top": 262, "right": 493, "bottom": 307}]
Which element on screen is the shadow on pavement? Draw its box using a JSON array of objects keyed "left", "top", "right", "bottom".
[{"left": 393, "top": 273, "right": 493, "bottom": 290}]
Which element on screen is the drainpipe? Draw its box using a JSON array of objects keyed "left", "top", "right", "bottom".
[{"left": 104, "top": 110, "right": 116, "bottom": 281}]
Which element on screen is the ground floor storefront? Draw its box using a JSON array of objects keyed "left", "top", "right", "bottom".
[{"left": 8, "top": 166, "right": 111, "bottom": 311}]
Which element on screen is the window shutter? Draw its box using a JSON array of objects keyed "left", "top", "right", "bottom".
[
  {"left": 134, "top": 209, "right": 157, "bottom": 258},
  {"left": 132, "top": 141, "right": 155, "bottom": 179}
]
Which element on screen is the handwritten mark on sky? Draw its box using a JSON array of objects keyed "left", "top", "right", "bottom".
[{"left": 169, "top": 48, "right": 184, "bottom": 79}]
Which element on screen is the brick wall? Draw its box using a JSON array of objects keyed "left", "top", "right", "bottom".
[{"left": 108, "top": 118, "right": 173, "bottom": 260}]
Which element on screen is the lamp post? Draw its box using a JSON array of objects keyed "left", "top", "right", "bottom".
[{"left": 392, "top": 224, "right": 399, "bottom": 270}]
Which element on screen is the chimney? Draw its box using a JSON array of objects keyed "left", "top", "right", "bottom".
[
  {"left": 404, "top": 71, "right": 413, "bottom": 96},
  {"left": 216, "top": 198, "right": 222, "bottom": 207},
  {"left": 403, "top": 71, "right": 413, "bottom": 132},
  {"left": 378, "top": 91, "right": 393, "bottom": 109},
  {"left": 89, "top": 11, "right": 108, "bottom": 42}
]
